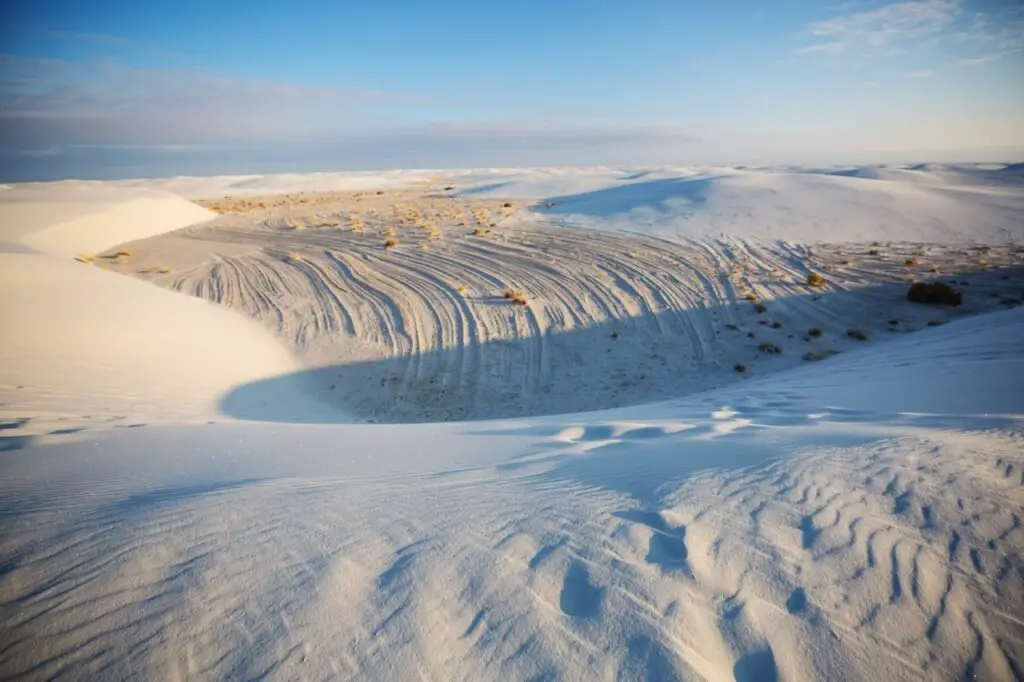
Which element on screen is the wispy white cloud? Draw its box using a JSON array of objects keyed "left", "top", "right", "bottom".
[
  {"left": 0, "top": 54, "right": 430, "bottom": 148},
  {"left": 795, "top": 0, "right": 1024, "bottom": 70},
  {"left": 792, "top": 41, "right": 846, "bottom": 55},
  {"left": 957, "top": 53, "right": 1002, "bottom": 66},
  {"left": 797, "top": 0, "right": 960, "bottom": 54},
  {"left": 5, "top": 22, "right": 187, "bottom": 59},
  {"left": 906, "top": 69, "right": 935, "bottom": 77}
]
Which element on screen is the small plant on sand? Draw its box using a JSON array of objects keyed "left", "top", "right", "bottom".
[
  {"left": 473, "top": 227, "right": 487, "bottom": 236},
  {"left": 753, "top": 302, "right": 767, "bottom": 314},
  {"left": 868, "top": 249, "right": 881, "bottom": 256},
  {"left": 757, "top": 342, "right": 782, "bottom": 354},
  {"left": 803, "top": 349, "right": 839, "bottom": 362},
  {"left": 384, "top": 237, "right": 399, "bottom": 249},
  {"left": 847, "top": 329, "right": 868, "bottom": 341},
  {"left": 286, "top": 253, "right": 303, "bottom": 262},
  {"left": 74, "top": 254, "right": 96, "bottom": 264},
  {"left": 907, "top": 281, "right": 962, "bottom": 307},
  {"left": 806, "top": 272, "right": 826, "bottom": 288},
  {"left": 734, "top": 363, "right": 746, "bottom": 373},
  {"left": 904, "top": 258, "right": 918, "bottom": 267},
  {"left": 744, "top": 292, "right": 758, "bottom": 302},
  {"left": 503, "top": 288, "right": 528, "bottom": 305},
  {"left": 808, "top": 327, "right": 822, "bottom": 338},
  {"left": 112, "top": 250, "right": 131, "bottom": 258},
  {"left": 926, "top": 319, "right": 947, "bottom": 327},
  {"left": 156, "top": 266, "right": 172, "bottom": 274},
  {"left": 610, "top": 331, "right": 619, "bottom": 340}
]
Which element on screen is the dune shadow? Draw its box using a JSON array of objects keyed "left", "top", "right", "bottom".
[
  {"left": 218, "top": 264, "right": 1022, "bottom": 426},
  {"left": 532, "top": 176, "right": 726, "bottom": 218}
]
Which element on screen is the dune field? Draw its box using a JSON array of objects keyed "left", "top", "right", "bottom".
[{"left": 1, "top": 163, "right": 1023, "bottom": 681}]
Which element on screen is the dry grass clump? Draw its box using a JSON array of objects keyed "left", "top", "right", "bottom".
[
  {"left": 907, "top": 281, "right": 962, "bottom": 307},
  {"left": 803, "top": 349, "right": 839, "bottom": 362},
  {"left": 472, "top": 227, "right": 488, "bottom": 236},
  {"left": 904, "top": 258, "right": 918, "bottom": 266},
  {"left": 384, "top": 237, "right": 399, "bottom": 249},
  {"left": 75, "top": 254, "right": 96, "bottom": 264},
  {"left": 111, "top": 250, "right": 131, "bottom": 258},
  {"left": 846, "top": 329, "right": 868, "bottom": 341},
  {"left": 806, "top": 273, "right": 826, "bottom": 288},
  {"left": 503, "top": 288, "right": 529, "bottom": 306}
]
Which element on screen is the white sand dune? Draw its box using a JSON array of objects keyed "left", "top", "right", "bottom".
[
  {"left": 0, "top": 186, "right": 336, "bottom": 446},
  {"left": 464, "top": 165, "right": 1024, "bottom": 244},
  {"left": 0, "top": 183, "right": 214, "bottom": 258},
  {"left": 0, "top": 165, "right": 1023, "bottom": 681}
]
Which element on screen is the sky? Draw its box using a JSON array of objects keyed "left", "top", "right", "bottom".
[{"left": 1, "top": 0, "right": 1023, "bottom": 180}]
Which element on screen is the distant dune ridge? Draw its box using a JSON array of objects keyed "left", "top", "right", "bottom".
[{"left": 1, "top": 163, "right": 1022, "bottom": 681}]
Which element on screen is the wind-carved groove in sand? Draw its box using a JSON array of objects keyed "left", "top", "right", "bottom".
[{"left": 133, "top": 215, "right": 1024, "bottom": 422}]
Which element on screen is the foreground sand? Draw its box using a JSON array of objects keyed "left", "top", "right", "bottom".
[{"left": 1, "top": 164, "right": 1022, "bottom": 681}]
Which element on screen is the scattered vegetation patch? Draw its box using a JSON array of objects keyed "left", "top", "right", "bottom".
[
  {"left": 808, "top": 327, "right": 822, "bottom": 338},
  {"left": 503, "top": 288, "right": 529, "bottom": 306},
  {"left": 803, "top": 350, "right": 839, "bottom": 362},
  {"left": 806, "top": 273, "right": 826, "bottom": 288},
  {"left": 907, "top": 281, "right": 962, "bottom": 307},
  {"left": 757, "top": 342, "right": 782, "bottom": 354},
  {"left": 846, "top": 329, "right": 868, "bottom": 341}
]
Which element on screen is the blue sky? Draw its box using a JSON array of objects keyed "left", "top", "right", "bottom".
[{"left": 1, "top": 0, "right": 1022, "bottom": 179}]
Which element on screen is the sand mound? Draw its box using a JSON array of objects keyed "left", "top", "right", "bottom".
[
  {"left": 0, "top": 185, "right": 337, "bottom": 443},
  {"left": 0, "top": 183, "right": 214, "bottom": 258}
]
